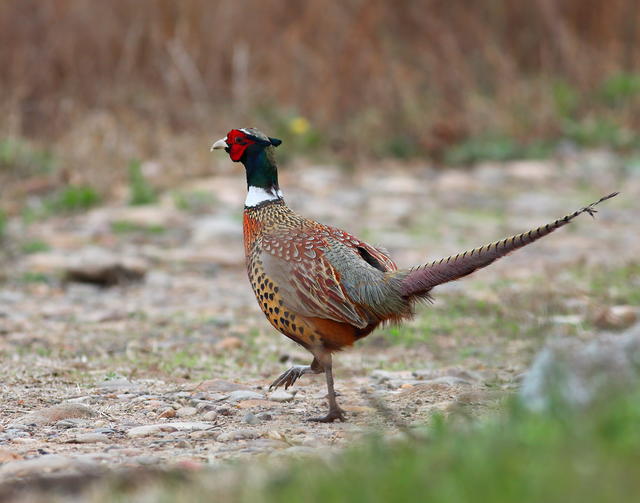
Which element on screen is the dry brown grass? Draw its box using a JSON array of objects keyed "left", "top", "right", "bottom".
[{"left": 1, "top": 0, "right": 640, "bottom": 198}]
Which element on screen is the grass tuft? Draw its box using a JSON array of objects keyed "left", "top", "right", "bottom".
[{"left": 128, "top": 160, "right": 157, "bottom": 206}]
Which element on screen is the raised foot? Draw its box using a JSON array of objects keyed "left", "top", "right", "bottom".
[
  {"left": 307, "top": 407, "right": 347, "bottom": 423},
  {"left": 269, "top": 365, "right": 309, "bottom": 391}
]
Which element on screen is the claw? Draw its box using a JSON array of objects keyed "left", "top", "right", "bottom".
[
  {"left": 269, "top": 365, "right": 309, "bottom": 391},
  {"left": 307, "top": 407, "right": 347, "bottom": 423}
]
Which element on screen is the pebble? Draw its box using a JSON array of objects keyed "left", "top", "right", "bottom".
[
  {"left": 131, "top": 455, "right": 161, "bottom": 466},
  {"left": 242, "top": 412, "right": 260, "bottom": 425},
  {"left": 98, "top": 378, "right": 136, "bottom": 390},
  {"left": 195, "top": 401, "right": 218, "bottom": 412},
  {"left": 176, "top": 407, "right": 198, "bottom": 417},
  {"left": 256, "top": 412, "right": 273, "bottom": 421},
  {"left": 5, "top": 423, "right": 29, "bottom": 431},
  {"left": 226, "top": 390, "right": 265, "bottom": 403},
  {"left": 217, "top": 429, "right": 260, "bottom": 442},
  {"left": 55, "top": 418, "right": 88, "bottom": 429},
  {"left": 269, "top": 390, "right": 294, "bottom": 402},
  {"left": 159, "top": 407, "right": 177, "bottom": 418},
  {"left": 127, "top": 422, "right": 213, "bottom": 438},
  {"left": 69, "top": 433, "right": 109, "bottom": 444},
  {"left": 93, "top": 428, "right": 116, "bottom": 435},
  {"left": 203, "top": 411, "right": 218, "bottom": 421}
]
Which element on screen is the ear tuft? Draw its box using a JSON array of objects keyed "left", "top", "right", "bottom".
[{"left": 269, "top": 137, "right": 282, "bottom": 147}]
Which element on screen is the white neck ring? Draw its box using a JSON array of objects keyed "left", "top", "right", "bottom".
[{"left": 245, "top": 186, "right": 283, "bottom": 207}]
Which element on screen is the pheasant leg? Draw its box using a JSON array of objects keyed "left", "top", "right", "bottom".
[{"left": 308, "top": 356, "right": 346, "bottom": 423}]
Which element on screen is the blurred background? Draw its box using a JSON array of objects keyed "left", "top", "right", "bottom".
[{"left": 2, "top": 0, "right": 640, "bottom": 205}]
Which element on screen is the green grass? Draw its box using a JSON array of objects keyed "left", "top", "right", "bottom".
[
  {"left": 599, "top": 72, "right": 640, "bottom": 106},
  {"left": 128, "top": 159, "right": 157, "bottom": 205},
  {"left": 111, "top": 220, "right": 166, "bottom": 234},
  {"left": 19, "top": 271, "right": 52, "bottom": 283},
  {"left": 46, "top": 185, "right": 101, "bottom": 213},
  {"left": 20, "top": 239, "right": 51, "bottom": 254}
]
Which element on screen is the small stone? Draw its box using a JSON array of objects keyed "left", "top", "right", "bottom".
[
  {"left": 97, "top": 378, "right": 135, "bottom": 390},
  {"left": 217, "top": 429, "right": 260, "bottom": 442},
  {"left": 176, "top": 406, "right": 197, "bottom": 418},
  {"left": 158, "top": 407, "right": 176, "bottom": 418},
  {"left": 93, "top": 428, "right": 116, "bottom": 435},
  {"left": 131, "top": 455, "right": 161, "bottom": 466},
  {"left": 203, "top": 411, "right": 218, "bottom": 421},
  {"left": 226, "top": 390, "right": 265, "bottom": 403},
  {"left": 256, "top": 412, "right": 273, "bottom": 421},
  {"left": 69, "top": 433, "right": 108, "bottom": 444},
  {"left": 216, "top": 407, "right": 233, "bottom": 416},
  {"left": 269, "top": 390, "right": 294, "bottom": 402},
  {"left": 55, "top": 419, "right": 87, "bottom": 429},
  {"left": 243, "top": 412, "right": 260, "bottom": 425},
  {"left": 195, "top": 401, "right": 218, "bottom": 412},
  {"left": 5, "top": 424, "right": 29, "bottom": 431},
  {"left": 127, "top": 422, "right": 212, "bottom": 438}
]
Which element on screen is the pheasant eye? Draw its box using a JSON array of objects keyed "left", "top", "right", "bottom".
[{"left": 235, "top": 137, "right": 245, "bottom": 144}]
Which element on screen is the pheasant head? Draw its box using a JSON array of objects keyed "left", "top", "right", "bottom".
[{"left": 211, "top": 128, "right": 284, "bottom": 207}]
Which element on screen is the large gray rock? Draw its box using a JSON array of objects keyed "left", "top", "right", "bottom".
[{"left": 520, "top": 324, "right": 640, "bottom": 410}]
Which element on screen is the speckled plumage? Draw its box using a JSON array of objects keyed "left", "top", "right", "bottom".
[
  {"left": 212, "top": 127, "right": 618, "bottom": 422},
  {"left": 243, "top": 200, "right": 407, "bottom": 352}
]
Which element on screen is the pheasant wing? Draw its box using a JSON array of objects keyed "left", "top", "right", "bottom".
[{"left": 260, "top": 232, "right": 371, "bottom": 329}]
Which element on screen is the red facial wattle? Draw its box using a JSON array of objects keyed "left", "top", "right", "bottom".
[{"left": 226, "top": 129, "right": 254, "bottom": 162}]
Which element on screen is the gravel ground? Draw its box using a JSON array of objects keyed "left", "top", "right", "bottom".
[{"left": 0, "top": 152, "right": 638, "bottom": 488}]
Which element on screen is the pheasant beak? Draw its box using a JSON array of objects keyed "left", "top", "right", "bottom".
[{"left": 210, "top": 138, "right": 228, "bottom": 152}]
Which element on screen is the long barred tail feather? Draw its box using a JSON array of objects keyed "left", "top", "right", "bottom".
[{"left": 399, "top": 192, "right": 619, "bottom": 299}]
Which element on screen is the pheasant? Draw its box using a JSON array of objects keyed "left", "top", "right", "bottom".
[{"left": 211, "top": 127, "right": 618, "bottom": 422}]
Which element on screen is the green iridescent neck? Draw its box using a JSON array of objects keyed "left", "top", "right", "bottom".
[{"left": 242, "top": 146, "right": 280, "bottom": 192}]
